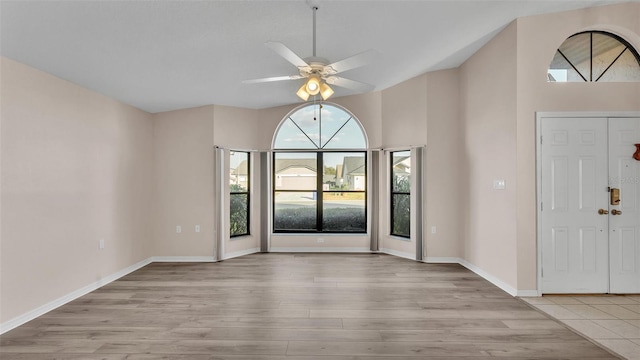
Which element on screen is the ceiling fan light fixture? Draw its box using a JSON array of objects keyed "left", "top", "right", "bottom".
[
  {"left": 305, "top": 76, "right": 321, "bottom": 95},
  {"left": 319, "top": 82, "right": 334, "bottom": 100},
  {"left": 296, "top": 83, "right": 311, "bottom": 101}
]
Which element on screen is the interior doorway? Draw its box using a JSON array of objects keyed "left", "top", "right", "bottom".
[{"left": 537, "top": 113, "right": 640, "bottom": 294}]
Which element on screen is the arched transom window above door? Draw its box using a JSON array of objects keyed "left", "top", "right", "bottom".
[{"left": 548, "top": 31, "right": 640, "bottom": 82}]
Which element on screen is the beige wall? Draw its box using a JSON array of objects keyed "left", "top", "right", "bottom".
[
  {"left": 425, "top": 69, "right": 463, "bottom": 259},
  {"left": 381, "top": 75, "right": 428, "bottom": 149},
  {"left": 0, "top": 57, "right": 154, "bottom": 324},
  {"left": 213, "top": 106, "right": 261, "bottom": 258},
  {"left": 378, "top": 75, "right": 428, "bottom": 257},
  {"left": 459, "top": 21, "right": 519, "bottom": 289},
  {"left": 515, "top": 3, "right": 640, "bottom": 291},
  {"left": 152, "top": 105, "right": 215, "bottom": 257},
  {"left": 453, "top": 2, "right": 640, "bottom": 293},
  {"left": 151, "top": 105, "right": 262, "bottom": 259}
]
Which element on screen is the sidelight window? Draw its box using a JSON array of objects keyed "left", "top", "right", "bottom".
[
  {"left": 229, "top": 151, "right": 250, "bottom": 237},
  {"left": 391, "top": 151, "right": 411, "bottom": 238}
]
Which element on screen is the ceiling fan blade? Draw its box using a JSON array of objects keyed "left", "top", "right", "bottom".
[
  {"left": 326, "top": 49, "right": 378, "bottom": 74},
  {"left": 265, "top": 41, "right": 309, "bottom": 68},
  {"left": 243, "top": 75, "right": 305, "bottom": 84},
  {"left": 325, "top": 76, "right": 374, "bottom": 92}
]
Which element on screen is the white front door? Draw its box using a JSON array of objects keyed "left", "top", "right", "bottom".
[
  {"left": 608, "top": 118, "right": 640, "bottom": 293},
  {"left": 540, "top": 118, "right": 609, "bottom": 293},
  {"left": 540, "top": 116, "right": 640, "bottom": 294}
]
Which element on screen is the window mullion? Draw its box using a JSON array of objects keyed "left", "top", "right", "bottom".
[{"left": 317, "top": 152, "right": 323, "bottom": 232}]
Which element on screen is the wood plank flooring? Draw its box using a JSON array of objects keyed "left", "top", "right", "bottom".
[{"left": 0, "top": 253, "right": 622, "bottom": 359}]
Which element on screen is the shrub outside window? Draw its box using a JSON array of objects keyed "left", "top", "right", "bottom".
[
  {"left": 230, "top": 151, "right": 250, "bottom": 237},
  {"left": 391, "top": 151, "right": 411, "bottom": 238}
]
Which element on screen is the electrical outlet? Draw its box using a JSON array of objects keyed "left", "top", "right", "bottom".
[
  {"left": 99, "top": 239, "right": 105, "bottom": 249},
  {"left": 195, "top": 225, "right": 200, "bottom": 233},
  {"left": 431, "top": 226, "right": 437, "bottom": 234},
  {"left": 176, "top": 225, "right": 182, "bottom": 234},
  {"left": 317, "top": 238, "right": 325, "bottom": 243}
]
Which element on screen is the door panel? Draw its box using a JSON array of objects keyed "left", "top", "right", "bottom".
[
  {"left": 541, "top": 118, "right": 609, "bottom": 293},
  {"left": 608, "top": 118, "right": 640, "bottom": 293}
]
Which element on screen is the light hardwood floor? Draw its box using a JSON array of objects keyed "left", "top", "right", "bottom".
[{"left": 0, "top": 253, "right": 622, "bottom": 359}]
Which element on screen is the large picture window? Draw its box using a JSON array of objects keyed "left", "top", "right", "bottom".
[
  {"left": 391, "top": 151, "right": 411, "bottom": 238},
  {"left": 273, "top": 152, "right": 366, "bottom": 232},
  {"left": 229, "top": 151, "right": 250, "bottom": 237},
  {"left": 272, "top": 103, "right": 367, "bottom": 233}
]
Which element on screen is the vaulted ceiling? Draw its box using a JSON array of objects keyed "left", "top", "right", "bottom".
[{"left": 1, "top": 0, "right": 633, "bottom": 113}]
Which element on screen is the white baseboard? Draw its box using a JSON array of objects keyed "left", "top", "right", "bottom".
[
  {"left": 222, "top": 247, "right": 260, "bottom": 260},
  {"left": 379, "top": 248, "right": 416, "bottom": 261},
  {"left": 458, "top": 259, "right": 518, "bottom": 297},
  {"left": 517, "top": 290, "right": 540, "bottom": 297},
  {"left": 423, "top": 257, "right": 526, "bottom": 297},
  {"left": 270, "top": 247, "right": 373, "bottom": 253},
  {"left": 151, "top": 256, "right": 216, "bottom": 262},
  {"left": 424, "top": 256, "right": 461, "bottom": 263},
  {"left": 0, "top": 257, "right": 152, "bottom": 335}
]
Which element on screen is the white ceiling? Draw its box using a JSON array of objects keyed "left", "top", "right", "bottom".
[{"left": 1, "top": 0, "right": 634, "bottom": 113}]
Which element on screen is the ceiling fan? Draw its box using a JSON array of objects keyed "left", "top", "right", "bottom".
[{"left": 243, "top": 5, "right": 377, "bottom": 101}]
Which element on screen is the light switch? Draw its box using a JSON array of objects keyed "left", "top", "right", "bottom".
[
  {"left": 493, "top": 179, "right": 506, "bottom": 190},
  {"left": 176, "top": 225, "right": 182, "bottom": 233},
  {"left": 195, "top": 225, "right": 200, "bottom": 233},
  {"left": 99, "top": 239, "right": 105, "bottom": 249},
  {"left": 431, "top": 226, "right": 437, "bottom": 234}
]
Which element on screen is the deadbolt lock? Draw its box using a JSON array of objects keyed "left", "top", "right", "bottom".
[
  {"left": 598, "top": 209, "right": 609, "bottom": 215},
  {"left": 610, "top": 188, "right": 621, "bottom": 205}
]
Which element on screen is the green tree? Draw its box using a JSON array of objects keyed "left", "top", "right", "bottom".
[
  {"left": 392, "top": 174, "right": 410, "bottom": 237},
  {"left": 324, "top": 166, "right": 336, "bottom": 175},
  {"left": 230, "top": 184, "right": 248, "bottom": 236}
]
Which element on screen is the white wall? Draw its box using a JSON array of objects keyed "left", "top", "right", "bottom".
[{"left": 1, "top": 56, "right": 154, "bottom": 324}]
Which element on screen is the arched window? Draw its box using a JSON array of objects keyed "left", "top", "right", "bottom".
[
  {"left": 548, "top": 31, "right": 640, "bottom": 82},
  {"left": 272, "top": 103, "right": 367, "bottom": 233},
  {"left": 273, "top": 103, "right": 367, "bottom": 150}
]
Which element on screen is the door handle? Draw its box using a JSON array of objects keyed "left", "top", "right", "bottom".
[
  {"left": 612, "top": 209, "right": 622, "bottom": 215},
  {"left": 598, "top": 209, "right": 609, "bottom": 215}
]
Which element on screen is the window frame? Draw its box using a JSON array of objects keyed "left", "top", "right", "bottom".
[
  {"left": 390, "top": 150, "right": 411, "bottom": 239},
  {"left": 272, "top": 150, "right": 367, "bottom": 234},
  {"left": 548, "top": 30, "right": 640, "bottom": 82},
  {"left": 229, "top": 151, "right": 250, "bottom": 238}
]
